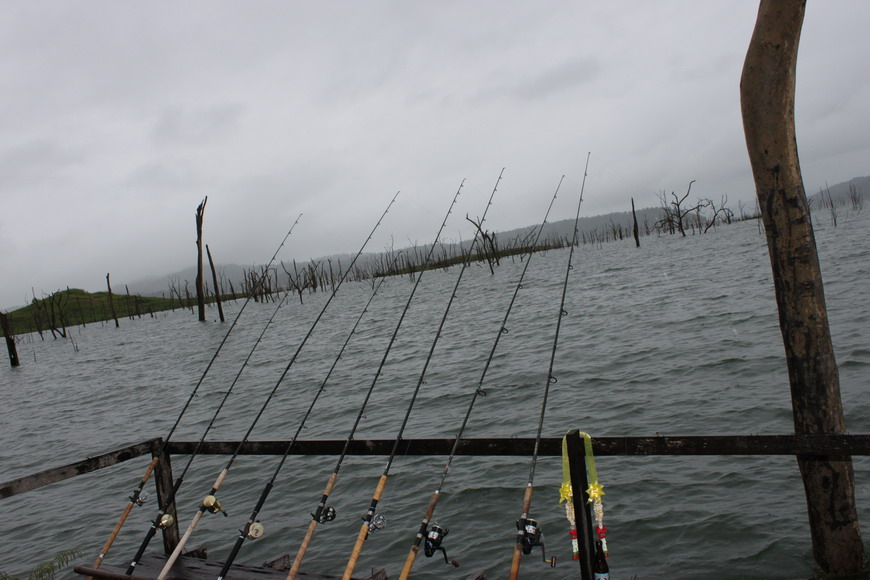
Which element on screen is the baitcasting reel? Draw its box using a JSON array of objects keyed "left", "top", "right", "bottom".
[
  {"left": 157, "top": 514, "right": 174, "bottom": 529},
  {"left": 517, "top": 518, "right": 556, "bottom": 567},
  {"left": 131, "top": 490, "right": 148, "bottom": 506},
  {"left": 245, "top": 521, "right": 265, "bottom": 540},
  {"left": 424, "top": 525, "right": 459, "bottom": 567},
  {"left": 202, "top": 495, "right": 228, "bottom": 516},
  {"left": 314, "top": 506, "right": 336, "bottom": 524}
]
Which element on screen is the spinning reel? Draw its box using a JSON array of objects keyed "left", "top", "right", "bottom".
[
  {"left": 366, "top": 513, "right": 387, "bottom": 535},
  {"left": 516, "top": 518, "right": 556, "bottom": 567},
  {"left": 423, "top": 525, "right": 459, "bottom": 567},
  {"left": 131, "top": 489, "right": 148, "bottom": 506}
]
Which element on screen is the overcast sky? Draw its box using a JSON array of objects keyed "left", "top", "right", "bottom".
[{"left": 1, "top": 1, "right": 868, "bottom": 309}]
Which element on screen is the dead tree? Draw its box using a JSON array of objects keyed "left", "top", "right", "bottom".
[
  {"left": 282, "top": 260, "right": 306, "bottom": 304},
  {"left": 465, "top": 215, "right": 498, "bottom": 274},
  {"left": 106, "top": 273, "right": 119, "bottom": 328},
  {"left": 206, "top": 244, "right": 225, "bottom": 322},
  {"left": 0, "top": 311, "right": 20, "bottom": 367},
  {"left": 741, "top": 0, "right": 864, "bottom": 574},
  {"left": 703, "top": 195, "right": 735, "bottom": 233},
  {"left": 195, "top": 197, "right": 208, "bottom": 322},
  {"left": 656, "top": 181, "right": 706, "bottom": 237},
  {"left": 631, "top": 198, "right": 640, "bottom": 247}
]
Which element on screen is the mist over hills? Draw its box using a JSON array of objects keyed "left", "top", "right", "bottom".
[{"left": 127, "top": 175, "right": 867, "bottom": 298}]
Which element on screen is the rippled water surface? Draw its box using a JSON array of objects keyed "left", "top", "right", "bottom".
[{"left": 2, "top": 213, "right": 869, "bottom": 579}]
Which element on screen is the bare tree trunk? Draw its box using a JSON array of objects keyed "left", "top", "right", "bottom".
[
  {"left": 631, "top": 197, "right": 640, "bottom": 247},
  {"left": 194, "top": 197, "right": 208, "bottom": 322},
  {"left": 0, "top": 311, "right": 20, "bottom": 367},
  {"left": 206, "top": 244, "right": 225, "bottom": 322},
  {"left": 740, "top": 1, "right": 864, "bottom": 575},
  {"left": 106, "top": 273, "right": 119, "bottom": 328}
]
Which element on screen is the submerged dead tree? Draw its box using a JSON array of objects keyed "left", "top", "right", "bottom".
[
  {"left": 195, "top": 197, "right": 208, "bottom": 322},
  {"left": 106, "top": 273, "right": 119, "bottom": 328},
  {"left": 0, "top": 311, "right": 19, "bottom": 367},
  {"left": 206, "top": 244, "right": 225, "bottom": 322},
  {"left": 741, "top": 0, "right": 864, "bottom": 575}
]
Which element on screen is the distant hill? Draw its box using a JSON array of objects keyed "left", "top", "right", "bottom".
[
  {"left": 129, "top": 174, "right": 866, "bottom": 297},
  {"left": 807, "top": 175, "right": 869, "bottom": 206}
]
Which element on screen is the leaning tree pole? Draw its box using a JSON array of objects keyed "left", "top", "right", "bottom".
[{"left": 740, "top": 1, "right": 864, "bottom": 575}]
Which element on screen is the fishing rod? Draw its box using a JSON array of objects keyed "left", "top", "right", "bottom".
[
  {"left": 153, "top": 192, "right": 400, "bottom": 580},
  {"left": 278, "top": 182, "right": 465, "bottom": 580},
  {"left": 127, "top": 238, "right": 312, "bottom": 574},
  {"left": 340, "top": 172, "right": 504, "bottom": 580},
  {"left": 398, "top": 174, "right": 567, "bottom": 580},
  {"left": 509, "top": 154, "right": 590, "bottom": 580},
  {"left": 213, "top": 249, "right": 406, "bottom": 580},
  {"left": 87, "top": 213, "right": 302, "bottom": 575}
]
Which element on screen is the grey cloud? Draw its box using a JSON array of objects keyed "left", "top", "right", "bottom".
[
  {"left": 0, "top": 140, "right": 83, "bottom": 188},
  {"left": 151, "top": 103, "right": 245, "bottom": 146}
]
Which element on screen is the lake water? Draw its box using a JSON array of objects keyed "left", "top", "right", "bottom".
[{"left": 1, "top": 211, "right": 868, "bottom": 579}]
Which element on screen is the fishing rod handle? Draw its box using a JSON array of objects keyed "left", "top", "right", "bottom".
[
  {"left": 213, "top": 467, "right": 229, "bottom": 490},
  {"left": 398, "top": 490, "right": 442, "bottom": 580},
  {"left": 89, "top": 456, "right": 160, "bottom": 576},
  {"left": 287, "top": 518, "right": 319, "bottom": 580},
  {"left": 343, "top": 521, "right": 371, "bottom": 580},
  {"left": 342, "top": 475, "right": 388, "bottom": 580},
  {"left": 157, "top": 469, "right": 226, "bottom": 578},
  {"left": 288, "top": 472, "right": 338, "bottom": 580},
  {"left": 508, "top": 485, "right": 534, "bottom": 580},
  {"left": 398, "top": 545, "right": 420, "bottom": 580},
  {"left": 157, "top": 509, "right": 204, "bottom": 580}
]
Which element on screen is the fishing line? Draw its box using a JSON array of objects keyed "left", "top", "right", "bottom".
[
  {"left": 509, "top": 153, "right": 590, "bottom": 580},
  {"left": 213, "top": 249, "right": 405, "bottom": 580},
  {"left": 284, "top": 181, "right": 466, "bottom": 580},
  {"left": 152, "top": 192, "right": 400, "bottom": 580},
  {"left": 341, "top": 170, "right": 506, "bottom": 580},
  {"left": 398, "top": 173, "right": 567, "bottom": 580},
  {"left": 88, "top": 213, "right": 302, "bottom": 575}
]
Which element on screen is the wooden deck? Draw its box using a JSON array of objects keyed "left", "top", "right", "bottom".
[{"left": 73, "top": 551, "right": 388, "bottom": 580}]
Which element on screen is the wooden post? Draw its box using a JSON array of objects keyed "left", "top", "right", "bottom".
[
  {"left": 740, "top": 1, "right": 864, "bottom": 574},
  {"left": 195, "top": 197, "right": 208, "bottom": 322},
  {"left": 105, "top": 273, "right": 119, "bottom": 328},
  {"left": 0, "top": 311, "right": 20, "bottom": 367},
  {"left": 151, "top": 441, "right": 180, "bottom": 555},
  {"left": 566, "top": 430, "right": 594, "bottom": 580},
  {"left": 206, "top": 244, "right": 224, "bottom": 322}
]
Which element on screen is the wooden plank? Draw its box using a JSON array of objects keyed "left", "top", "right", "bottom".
[
  {"left": 0, "top": 439, "right": 159, "bottom": 500},
  {"left": 166, "top": 434, "right": 870, "bottom": 458},
  {"left": 73, "top": 551, "right": 379, "bottom": 580}
]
